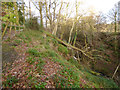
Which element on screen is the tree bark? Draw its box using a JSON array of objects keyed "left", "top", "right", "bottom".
[
  {"left": 53, "top": 0, "right": 56, "bottom": 23},
  {"left": 45, "top": 0, "right": 48, "bottom": 28},
  {"left": 2, "top": 22, "right": 8, "bottom": 39},
  {"left": 22, "top": 1, "right": 25, "bottom": 28},
  {"left": 14, "top": 2, "right": 19, "bottom": 25},
  {"left": 112, "top": 63, "right": 120, "bottom": 79},
  {"left": 39, "top": 2, "right": 43, "bottom": 27},
  {"left": 29, "top": 1, "right": 32, "bottom": 19},
  {"left": 73, "top": 0, "right": 78, "bottom": 46},
  {"left": 52, "top": 0, "right": 63, "bottom": 35},
  {"left": 114, "top": 12, "right": 117, "bottom": 51},
  {"left": 68, "top": 21, "right": 75, "bottom": 44}
]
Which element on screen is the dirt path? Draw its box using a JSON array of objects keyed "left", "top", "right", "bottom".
[{"left": 2, "top": 39, "right": 62, "bottom": 88}]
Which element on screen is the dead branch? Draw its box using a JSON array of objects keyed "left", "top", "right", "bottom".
[
  {"left": 112, "top": 63, "right": 120, "bottom": 79},
  {"left": 46, "top": 32, "right": 94, "bottom": 60}
]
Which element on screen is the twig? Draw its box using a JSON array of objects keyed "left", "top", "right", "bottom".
[{"left": 112, "top": 63, "right": 120, "bottom": 79}]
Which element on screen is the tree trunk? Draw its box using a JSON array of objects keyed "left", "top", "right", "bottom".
[
  {"left": 9, "top": 22, "right": 12, "bottom": 36},
  {"left": 29, "top": 1, "right": 32, "bottom": 19},
  {"left": 49, "top": 0, "right": 52, "bottom": 30},
  {"left": 39, "top": 2, "right": 43, "bottom": 27},
  {"left": 22, "top": 1, "right": 25, "bottom": 28},
  {"left": 52, "top": 0, "right": 63, "bottom": 35},
  {"left": 114, "top": 12, "right": 117, "bottom": 51},
  {"left": 118, "top": 21, "right": 120, "bottom": 32},
  {"left": 68, "top": 21, "right": 75, "bottom": 44},
  {"left": 2, "top": 22, "right": 8, "bottom": 39},
  {"left": 53, "top": 0, "right": 56, "bottom": 23},
  {"left": 14, "top": 2, "right": 19, "bottom": 26},
  {"left": 73, "top": 0, "right": 78, "bottom": 46},
  {"left": 45, "top": 0, "right": 48, "bottom": 28},
  {"left": 73, "top": 29, "right": 77, "bottom": 46},
  {"left": 52, "top": 24, "right": 58, "bottom": 35}
]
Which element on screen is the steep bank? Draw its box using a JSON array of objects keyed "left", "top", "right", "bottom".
[{"left": 2, "top": 29, "right": 119, "bottom": 88}]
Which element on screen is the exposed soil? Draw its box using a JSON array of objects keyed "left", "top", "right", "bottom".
[{"left": 2, "top": 43, "right": 18, "bottom": 70}]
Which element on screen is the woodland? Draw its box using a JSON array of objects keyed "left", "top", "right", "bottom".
[{"left": 1, "top": 0, "right": 120, "bottom": 88}]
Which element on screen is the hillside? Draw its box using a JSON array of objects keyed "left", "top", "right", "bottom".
[{"left": 2, "top": 29, "right": 119, "bottom": 88}]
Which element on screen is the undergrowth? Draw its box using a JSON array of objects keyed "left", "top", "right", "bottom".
[{"left": 2, "top": 29, "right": 119, "bottom": 88}]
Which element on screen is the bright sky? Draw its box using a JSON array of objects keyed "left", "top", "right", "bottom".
[
  {"left": 80, "top": 0, "right": 120, "bottom": 14},
  {"left": 25, "top": 0, "right": 120, "bottom": 21}
]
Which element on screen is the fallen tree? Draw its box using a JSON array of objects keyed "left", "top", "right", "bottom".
[{"left": 45, "top": 32, "right": 94, "bottom": 60}]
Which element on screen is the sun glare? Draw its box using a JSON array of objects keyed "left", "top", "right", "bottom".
[{"left": 66, "top": 0, "right": 120, "bottom": 14}]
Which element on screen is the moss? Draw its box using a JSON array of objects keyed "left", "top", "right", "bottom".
[{"left": 90, "top": 71, "right": 101, "bottom": 76}]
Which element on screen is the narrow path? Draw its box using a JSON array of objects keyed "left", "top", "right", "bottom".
[{"left": 2, "top": 38, "right": 62, "bottom": 88}]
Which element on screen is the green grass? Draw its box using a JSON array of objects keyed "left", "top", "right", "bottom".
[
  {"left": 26, "top": 56, "right": 36, "bottom": 64},
  {"left": 3, "top": 29, "right": 119, "bottom": 88},
  {"left": 68, "top": 58, "right": 83, "bottom": 70},
  {"left": 13, "top": 39, "right": 22, "bottom": 45},
  {"left": 15, "top": 33, "right": 25, "bottom": 40},
  {"left": 82, "top": 70, "right": 118, "bottom": 88},
  {"left": 3, "top": 75, "right": 19, "bottom": 88},
  {"left": 58, "top": 44, "right": 69, "bottom": 55},
  {"left": 21, "top": 30, "right": 120, "bottom": 88},
  {"left": 53, "top": 67, "right": 82, "bottom": 88},
  {"left": 51, "top": 56, "right": 90, "bottom": 88},
  {"left": 44, "top": 44, "right": 50, "bottom": 49},
  {"left": 35, "top": 82, "right": 47, "bottom": 88},
  {"left": 51, "top": 54, "right": 118, "bottom": 88},
  {"left": 52, "top": 38, "right": 58, "bottom": 46},
  {"left": 27, "top": 48, "right": 41, "bottom": 57},
  {"left": 26, "top": 47, "right": 46, "bottom": 88}
]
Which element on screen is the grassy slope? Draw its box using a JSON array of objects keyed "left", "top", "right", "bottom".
[{"left": 2, "top": 29, "right": 119, "bottom": 88}]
